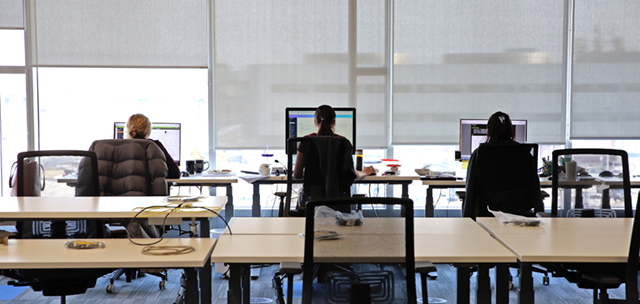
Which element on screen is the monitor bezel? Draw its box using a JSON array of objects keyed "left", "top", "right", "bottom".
[
  {"left": 113, "top": 121, "right": 181, "bottom": 165},
  {"left": 285, "top": 107, "right": 357, "bottom": 155},
  {"left": 459, "top": 118, "right": 527, "bottom": 160}
]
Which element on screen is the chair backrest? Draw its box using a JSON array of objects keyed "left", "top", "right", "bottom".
[
  {"left": 464, "top": 143, "right": 542, "bottom": 219},
  {"left": 623, "top": 194, "right": 640, "bottom": 303},
  {"left": 14, "top": 150, "right": 99, "bottom": 238},
  {"left": 550, "top": 148, "right": 632, "bottom": 217},
  {"left": 78, "top": 139, "right": 168, "bottom": 196},
  {"left": 284, "top": 136, "right": 356, "bottom": 216},
  {"left": 301, "top": 197, "right": 416, "bottom": 304}
]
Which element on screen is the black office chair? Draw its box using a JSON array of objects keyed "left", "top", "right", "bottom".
[
  {"left": 301, "top": 197, "right": 417, "bottom": 304},
  {"left": 4, "top": 150, "right": 112, "bottom": 303},
  {"left": 463, "top": 143, "right": 550, "bottom": 286},
  {"left": 546, "top": 149, "right": 634, "bottom": 303},
  {"left": 549, "top": 148, "right": 633, "bottom": 218},
  {"left": 79, "top": 139, "right": 170, "bottom": 293},
  {"left": 273, "top": 137, "right": 357, "bottom": 304},
  {"left": 464, "top": 143, "right": 543, "bottom": 219}
]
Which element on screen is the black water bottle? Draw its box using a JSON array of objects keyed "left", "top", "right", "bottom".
[{"left": 356, "top": 149, "right": 363, "bottom": 171}]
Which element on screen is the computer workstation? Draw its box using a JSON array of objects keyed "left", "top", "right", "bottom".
[{"left": 113, "top": 121, "right": 182, "bottom": 166}]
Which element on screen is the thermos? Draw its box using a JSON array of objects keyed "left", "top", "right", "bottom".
[{"left": 356, "top": 149, "right": 363, "bottom": 171}]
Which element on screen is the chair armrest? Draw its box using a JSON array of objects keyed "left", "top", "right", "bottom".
[{"left": 536, "top": 212, "right": 554, "bottom": 218}]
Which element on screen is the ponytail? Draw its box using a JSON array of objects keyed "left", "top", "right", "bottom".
[{"left": 315, "top": 105, "right": 336, "bottom": 136}]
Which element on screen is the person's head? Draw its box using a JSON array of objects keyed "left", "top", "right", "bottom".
[
  {"left": 486, "top": 111, "right": 515, "bottom": 144},
  {"left": 314, "top": 105, "right": 336, "bottom": 136},
  {"left": 126, "top": 113, "right": 152, "bottom": 139}
]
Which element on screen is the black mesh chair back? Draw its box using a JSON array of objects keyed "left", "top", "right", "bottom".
[
  {"left": 464, "top": 143, "right": 543, "bottom": 219},
  {"left": 14, "top": 150, "right": 99, "bottom": 238},
  {"left": 550, "top": 149, "right": 632, "bottom": 217},
  {"left": 284, "top": 137, "right": 356, "bottom": 217},
  {"left": 301, "top": 197, "right": 416, "bottom": 304}
]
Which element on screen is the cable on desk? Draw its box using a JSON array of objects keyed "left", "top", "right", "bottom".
[
  {"left": 141, "top": 245, "right": 196, "bottom": 256},
  {"left": 127, "top": 202, "right": 232, "bottom": 248}
]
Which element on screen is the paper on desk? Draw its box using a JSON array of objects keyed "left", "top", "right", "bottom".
[
  {"left": 488, "top": 209, "right": 541, "bottom": 227},
  {"left": 238, "top": 174, "right": 271, "bottom": 183}
]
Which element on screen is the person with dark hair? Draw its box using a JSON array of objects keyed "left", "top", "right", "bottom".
[
  {"left": 485, "top": 111, "right": 516, "bottom": 144},
  {"left": 293, "top": 105, "right": 374, "bottom": 179}
]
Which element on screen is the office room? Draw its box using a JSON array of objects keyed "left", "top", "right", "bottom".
[{"left": 2, "top": 0, "right": 640, "bottom": 303}]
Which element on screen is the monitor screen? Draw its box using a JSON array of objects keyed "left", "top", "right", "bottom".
[
  {"left": 285, "top": 107, "right": 356, "bottom": 154},
  {"left": 114, "top": 122, "right": 181, "bottom": 165},
  {"left": 459, "top": 119, "right": 527, "bottom": 160}
]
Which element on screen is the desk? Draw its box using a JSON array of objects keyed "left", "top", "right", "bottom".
[
  {"left": 247, "top": 175, "right": 420, "bottom": 217},
  {"left": 167, "top": 175, "right": 237, "bottom": 221},
  {"left": 476, "top": 217, "right": 633, "bottom": 304},
  {"left": 0, "top": 196, "right": 226, "bottom": 302},
  {"left": 212, "top": 217, "right": 516, "bottom": 304},
  {"left": 0, "top": 238, "right": 215, "bottom": 304},
  {"left": 422, "top": 178, "right": 640, "bottom": 217}
]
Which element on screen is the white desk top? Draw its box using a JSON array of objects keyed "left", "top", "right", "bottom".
[
  {"left": 251, "top": 175, "right": 420, "bottom": 183},
  {"left": 168, "top": 174, "right": 237, "bottom": 184},
  {"left": 0, "top": 196, "right": 226, "bottom": 219},
  {"left": 225, "top": 217, "right": 488, "bottom": 235},
  {"left": 477, "top": 217, "right": 633, "bottom": 263},
  {"left": 211, "top": 234, "right": 305, "bottom": 263},
  {"left": 476, "top": 217, "right": 633, "bottom": 237},
  {"left": 0, "top": 238, "right": 216, "bottom": 269},
  {"left": 421, "top": 177, "right": 640, "bottom": 187}
]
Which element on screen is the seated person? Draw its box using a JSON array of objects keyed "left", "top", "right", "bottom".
[
  {"left": 463, "top": 111, "right": 543, "bottom": 218},
  {"left": 126, "top": 114, "right": 181, "bottom": 179},
  {"left": 293, "top": 105, "right": 374, "bottom": 209}
]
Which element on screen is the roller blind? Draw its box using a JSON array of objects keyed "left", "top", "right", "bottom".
[
  {"left": 571, "top": 0, "right": 640, "bottom": 139},
  {"left": 27, "top": 0, "right": 208, "bottom": 67},
  {"left": 393, "top": 0, "right": 566, "bottom": 145},
  {"left": 214, "top": 0, "right": 387, "bottom": 149},
  {"left": 0, "top": 0, "right": 23, "bottom": 29}
]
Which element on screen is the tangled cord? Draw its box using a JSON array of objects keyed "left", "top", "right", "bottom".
[{"left": 127, "top": 202, "right": 232, "bottom": 255}]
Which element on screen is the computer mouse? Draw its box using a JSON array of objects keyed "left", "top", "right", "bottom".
[
  {"left": 599, "top": 170, "right": 614, "bottom": 177},
  {"left": 181, "top": 171, "right": 190, "bottom": 177}
]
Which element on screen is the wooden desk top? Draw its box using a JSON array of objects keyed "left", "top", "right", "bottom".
[
  {"left": 0, "top": 238, "right": 216, "bottom": 269},
  {"left": 252, "top": 175, "right": 420, "bottom": 183},
  {"left": 476, "top": 217, "right": 633, "bottom": 237},
  {"left": 225, "top": 217, "right": 488, "bottom": 235},
  {"left": 211, "top": 232, "right": 516, "bottom": 264},
  {"left": 0, "top": 196, "right": 226, "bottom": 219}
]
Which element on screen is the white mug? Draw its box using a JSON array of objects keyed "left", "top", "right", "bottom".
[{"left": 259, "top": 163, "right": 271, "bottom": 176}]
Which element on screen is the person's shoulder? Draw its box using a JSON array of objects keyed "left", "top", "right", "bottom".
[{"left": 304, "top": 133, "right": 318, "bottom": 138}]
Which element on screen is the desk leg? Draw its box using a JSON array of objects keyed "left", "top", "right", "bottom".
[
  {"left": 496, "top": 264, "right": 509, "bottom": 304},
  {"left": 426, "top": 188, "right": 434, "bottom": 217},
  {"left": 242, "top": 266, "right": 251, "bottom": 304},
  {"left": 402, "top": 183, "right": 409, "bottom": 199},
  {"left": 184, "top": 268, "right": 199, "bottom": 304},
  {"left": 228, "top": 264, "right": 243, "bottom": 304},
  {"left": 477, "top": 264, "right": 491, "bottom": 303},
  {"left": 226, "top": 184, "right": 234, "bottom": 221},
  {"left": 602, "top": 188, "right": 611, "bottom": 209},
  {"left": 456, "top": 265, "right": 470, "bottom": 304},
  {"left": 518, "top": 262, "right": 534, "bottom": 304},
  {"left": 252, "top": 184, "right": 261, "bottom": 217},
  {"left": 575, "top": 188, "right": 584, "bottom": 209},
  {"left": 200, "top": 260, "right": 212, "bottom": 304}
]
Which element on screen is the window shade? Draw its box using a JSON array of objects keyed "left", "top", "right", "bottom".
[
  {"left": 214, "top": 0, "right": 387, "bottom": 149},
  {"left": 0, "top": 0, "right": 23, "bottom": 29},
  {"left": 571, "top": 0, "right": 640, "bottom": 139},
  {"left": 393, "top": 0, "right": 566, "bottom": 145},
  {"left": 27, "top": 0, "right": 208, "bottom": 67}
]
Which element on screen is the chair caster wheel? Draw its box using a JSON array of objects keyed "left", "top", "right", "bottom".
[
  {"left": 159, "top": 280, "right": 166, "bottom": 290},
  {"left": 509, "top": 282, "right": 514, "bottom": 290},
  {"left": 543, "top": 276, "right": 550, "bottom": 285},
  {"left": 106, "top": 284, "right": 116, "bottom": 293}
]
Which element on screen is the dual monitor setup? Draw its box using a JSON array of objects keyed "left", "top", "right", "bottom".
[{"left": 113, "top": 122, "right": 181, "bottom": 165}]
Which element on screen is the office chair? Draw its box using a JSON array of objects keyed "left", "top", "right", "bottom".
[
  {"left": 463, "top": 143, "right": 550, "bottom": 286},
  {"left": 549, "top": 148, "right": 633, "bottom": 218},
  {"left": 272, "top": 137, "right": 358, "bottom": 303},
  {"left": 79, "top": 139, "right": 170, "bottom": 293},
  {"left": 546, "top": 149, "right": 634, "bottom": 303},
  {"left": 5, "top": 150, "right": 113, "bottom": 302},
  {"left": 301, "top": 197, "right": 417, "bottom": 304}
]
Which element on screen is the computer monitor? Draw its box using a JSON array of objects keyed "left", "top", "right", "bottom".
[
  {"left": 459, "top": 118, "right": 527, "bottom": 160},
  {"left": 285, "top": 107, "right": 356, "bottom": 154},
  {"left": 113, "top": 122, "right": 181, "bottom": 165}
]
